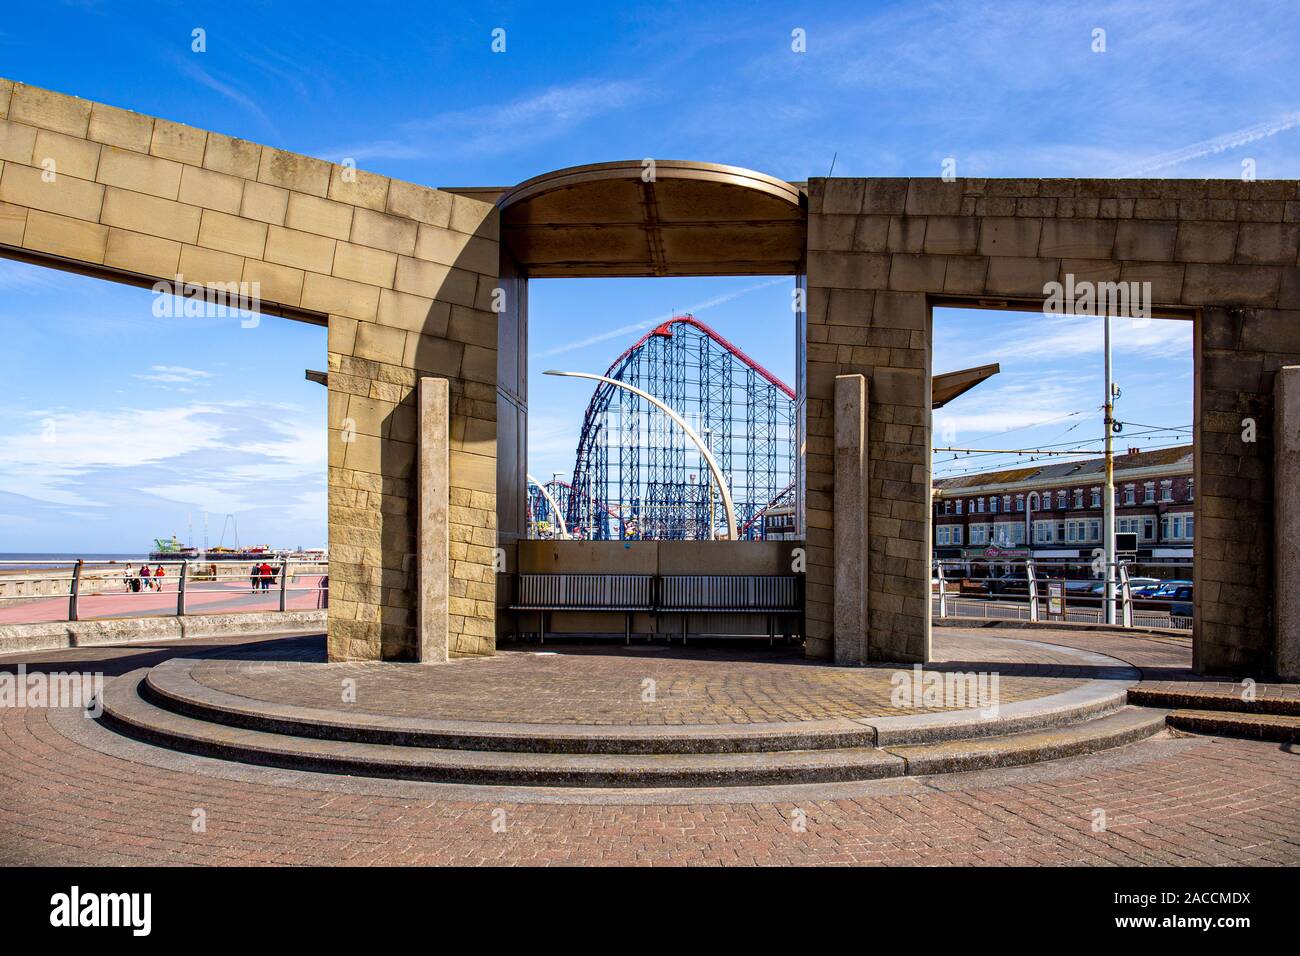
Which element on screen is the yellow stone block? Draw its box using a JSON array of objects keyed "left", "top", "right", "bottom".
[
  {"left": 150, "top": 119, "right": 206, "bottom": 166},
  {"left": 0, "top": 120, "right": 36, "bottom": 164},
  {"left": 87, "top": 103, "right": 153, "bottom": 152},
  {"left": 0, "top": 79, "right": 10, "bottom": 120},
  {"left": 198, "top": 208, "right": 267, "bottom": 258},
  {"left": 403, "top": 331, "right": 463, "bottom": 377},
  {"left": 204, "top": 132, "right": 260, "bottom": 180},
  {"left": 258, "top": 146, "right": 330, "bottom": 197},
  {"left": 328, "top": 315, "right": 358, "bottom": 355},
  {"left": 240, "top": 180, "right": 288, "bottom": 225},
  {"left": 265, "top": 224, "right": 336, "bottom": 273},
  {"left": 96, "top": 146, "right": 182, "bottom": 199},
  {"left": 23, "top": 210, "right": 108, "bottom": 262},
  {"left": 332, "top": 240, "right": 397, "bottom": 287},
  {"left": 415, "top": 224, "right": 497, "bottom": 274},
  {"left": 0, "top": 163, "right": 104, "bottom": 220},
  {"left": 100, "top": 187, "right": 201, "bottom": 243},
  {"left": 285, "top": 192, "right": 353, "bottom": 240},
  {"left": 301, "top": 272, "right": 380, "bottom": 321},
  {"left": 104, "top": 228, "right": 182, "bottom": 277},
  {"left": 449, "top": 193, "right": 497, "bottom": 241},
  {"left": 10, "top": 84, "right": 91, "bottom": 137},
  {"left": 33, "top": 129, "right": 100, "bottom": 182},
  {"left": 177, "top": 165, "right": 243, "bottom": 214},
  {"left": 377, "top": 289, "right": 449, "bottom": 335},
  {"left": 350, "top": 207, "right": 417, "bottom": 255},
  {"left": 353, "top": 320, "right": 407, "bottom": 365},
  {"left": 328, "top": 165, "right": 389, "bottom": 211},
  {"left": 393, "top": 255, "right": 451, "bottom": 298},
  {"left": 0, "top": 200, "right": 26, "bottom": 245},
  {"left": 178, "top": 243, "right": 245, "bottom": 286},
  {"left": 450, "top": 450, "right": 496, "bottom": 493},
  {"left": 460, "top": 343, "right": 497, "bottom": 385},
  {"left": 386, "top": 179, "right": 452, "bottom": 226},
  {"left": 242, "top": 258, "right": 305, "bottom": 308}
]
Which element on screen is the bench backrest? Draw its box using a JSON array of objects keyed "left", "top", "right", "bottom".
[
  {"left": 517, "top": 573, "right": 653, "bottom": 608},
  {"left": 660, "top": 574, "right": 799, "bottom": 609}
]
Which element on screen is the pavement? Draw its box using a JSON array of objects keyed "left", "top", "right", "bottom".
[{"left": 0, "top": 626, "right": 1297, "bottom": 866}]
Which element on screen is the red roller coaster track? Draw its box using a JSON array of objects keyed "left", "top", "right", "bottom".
[{"left": 602, "top": 314, "right": 796, "bottom": 399}]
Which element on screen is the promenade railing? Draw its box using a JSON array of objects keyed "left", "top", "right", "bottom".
[
  {"left": 0, "top": 558, "right": 328, "bottom": 624},
  {"left": 932, "top": 556, "right": 1194, "bottom": 631}
]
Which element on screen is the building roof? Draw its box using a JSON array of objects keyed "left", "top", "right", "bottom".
[{"left": 933, "top": 444, "right": 1191, "bottom": 495}]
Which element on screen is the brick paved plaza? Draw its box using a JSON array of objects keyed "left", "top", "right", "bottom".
[{"left": 1, "top": 628, "right": 1297, "bottom": 866}]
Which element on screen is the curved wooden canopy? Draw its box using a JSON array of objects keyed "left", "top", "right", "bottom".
[{"left": 496, "top": 160, "right": 807, "bottom": 277}]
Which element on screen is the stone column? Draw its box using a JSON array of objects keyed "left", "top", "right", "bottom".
[
  {"left": 418, "top": 377, "right": 450, "bottom": 663},
  {"left": 834, "top": 374, "right": 868, "bottom": 665},
  {"left": 1274, "top": 366, "right": 1300, "bottom": 679}
]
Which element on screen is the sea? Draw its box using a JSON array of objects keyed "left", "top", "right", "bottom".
[{"left": 0, "top": 553, "right": 151, "bottom": 562}]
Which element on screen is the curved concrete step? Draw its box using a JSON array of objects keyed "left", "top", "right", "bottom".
[
  {"left": 98, "top": 670, "right": 1168, "bottom": 787},
  {"left": 1166, "top": 709, "right": 1300, "bottom": 742},
  {"left": 141, "top": 654, "right": 1133, "bottom": 754},
  {"left": 1128, "top": 686, "right": 1300, "bottom": 717},
  {"left": 881, "top": 706, "right": 1168, "bottom": 775}
]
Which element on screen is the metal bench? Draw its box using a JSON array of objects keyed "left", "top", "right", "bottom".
[
  {"left": 510, "top": 573, "right": 654, "bottom": 643},
  {"left": 657, "top": 574, "right": 802, "bottom": 644}
]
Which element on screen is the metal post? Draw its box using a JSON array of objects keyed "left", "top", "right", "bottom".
[
  {"left": 1118, "top": 562, "right": 1133, "bottom": 628},
  {"left": 1026, "top": 557, "right": 1039, "bottom": 622},
  {"left": 935, "top": 561, "right": 948, "bottom": 619},
  {"left": 1103, "top": 313, "right": 1117, "bottom": 624},
  {"left": 278, "top": 561, "right": 288, "bottom": 612},
  {"left": 177, "top": 560, "right": 188, "bottom": 616},
  {"left": 68, "top": 559, "right": 83, "bottom": 622}
]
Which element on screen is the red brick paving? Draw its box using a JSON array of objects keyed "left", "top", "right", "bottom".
[{"left": 0, "top": 630, "right": 1297, "bottom": 866}]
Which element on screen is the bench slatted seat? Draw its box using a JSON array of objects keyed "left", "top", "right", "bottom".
[
  {"left": 510, "top": 573, "right": 654, "bottom": 643},
  {"left": 657, "top": 574, "right": 802, "bottom": 644}
]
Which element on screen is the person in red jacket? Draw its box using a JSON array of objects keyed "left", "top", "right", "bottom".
[{"left": 259, "top": 561, "right": 274, "bottom": 590}]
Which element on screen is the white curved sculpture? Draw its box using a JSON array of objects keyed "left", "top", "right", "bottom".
[
  {"left": 544, "top": 370, "right": 737, "bottom": 540},
  {"left": 526, "top": 473, "right": 570, "bottom": 539}
]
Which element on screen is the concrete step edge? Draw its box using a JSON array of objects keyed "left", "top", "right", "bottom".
[
  {"left": 99, "top": 671, "right": 1171, "bottom": 788},
  {"left": 1127, "top": 687, "right": 1300, "bottom": 717},
  {"left": 1165, "top": 708, "right": 1300, "bottom": 742}
]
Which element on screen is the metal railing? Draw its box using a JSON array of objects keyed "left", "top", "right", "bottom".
[
  {"left": 932, "top": 557, "right": 1193, "bottom": 631},
  {"left": 0, "top": 558, "right": 329, "bottom": 624}
]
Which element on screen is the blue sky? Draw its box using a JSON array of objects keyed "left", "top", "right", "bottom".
[{"left": 1, "top": 0, "right": 1296, "bottom": 549}]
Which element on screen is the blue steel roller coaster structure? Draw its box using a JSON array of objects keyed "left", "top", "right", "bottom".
[{"left": 528, "top": 314, "right": 797, "bottom": 541}]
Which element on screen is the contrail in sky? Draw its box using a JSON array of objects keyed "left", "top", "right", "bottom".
[{"left": 537, "top": 277, "right": 789, "bottom": 358}]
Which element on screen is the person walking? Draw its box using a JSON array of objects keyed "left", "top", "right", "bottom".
[
  {"left": 153, "top": 564, "right": 166, "bottom": 591},
  {"left": 249, "top": 562, "right": 260, "bottom": 592},
  {"left": 259, "top": 561, "right": 273, "bottom": 591},
  {"left": 139, "top": 564, "right": 151, "bottom": 591}
]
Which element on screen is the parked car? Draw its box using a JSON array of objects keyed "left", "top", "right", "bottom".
[{"left": 1135, "top": 580, "right": 1193, "bottom": 617}]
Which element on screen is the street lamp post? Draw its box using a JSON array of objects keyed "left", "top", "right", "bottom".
[
  {"left": 527, "top": 473, "right": 570, "bottom": 539},
  {"left": 545, "top": 370, "right": 738, "bottom": 540},
  {"left": 1103, "top": 314, "right": 1117, "bottom": 625}
]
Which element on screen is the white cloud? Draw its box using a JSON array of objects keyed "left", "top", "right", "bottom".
[
  {"left": 133, "top": 365, "right": 216, "bottom": 384},
  {"left": 324, "top": 78, "right": 641, "bottom": 163}
]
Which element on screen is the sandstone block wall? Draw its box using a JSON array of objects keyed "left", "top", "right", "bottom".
[
  {"left": 0, "top": 78, "right": 500, "bottom": 662},
  {"left": 806, "top": 176, "right": 1300, "bottom": 674}
]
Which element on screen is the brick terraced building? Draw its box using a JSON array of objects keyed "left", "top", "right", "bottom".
[{"left": 932, "top": 445, "right": 1194, "bottom": 569}]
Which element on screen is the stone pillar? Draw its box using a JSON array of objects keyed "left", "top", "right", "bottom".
[
  {"left": 834, "top": 374, "right": 868, "bottom": 665},
  {"left": 418, "top": 377, "right": 450, "bottom": 663},
  {"left": 1274, "top": 366, "right": 1300, "bottom": 679}
]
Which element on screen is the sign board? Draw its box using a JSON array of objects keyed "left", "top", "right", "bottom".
[
  {"left": 1115, "top": 532, "right": 1138, "bottom": 553},
  {"left": 1047, "top": 580, "right": 1065, "bottom": 617}
]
